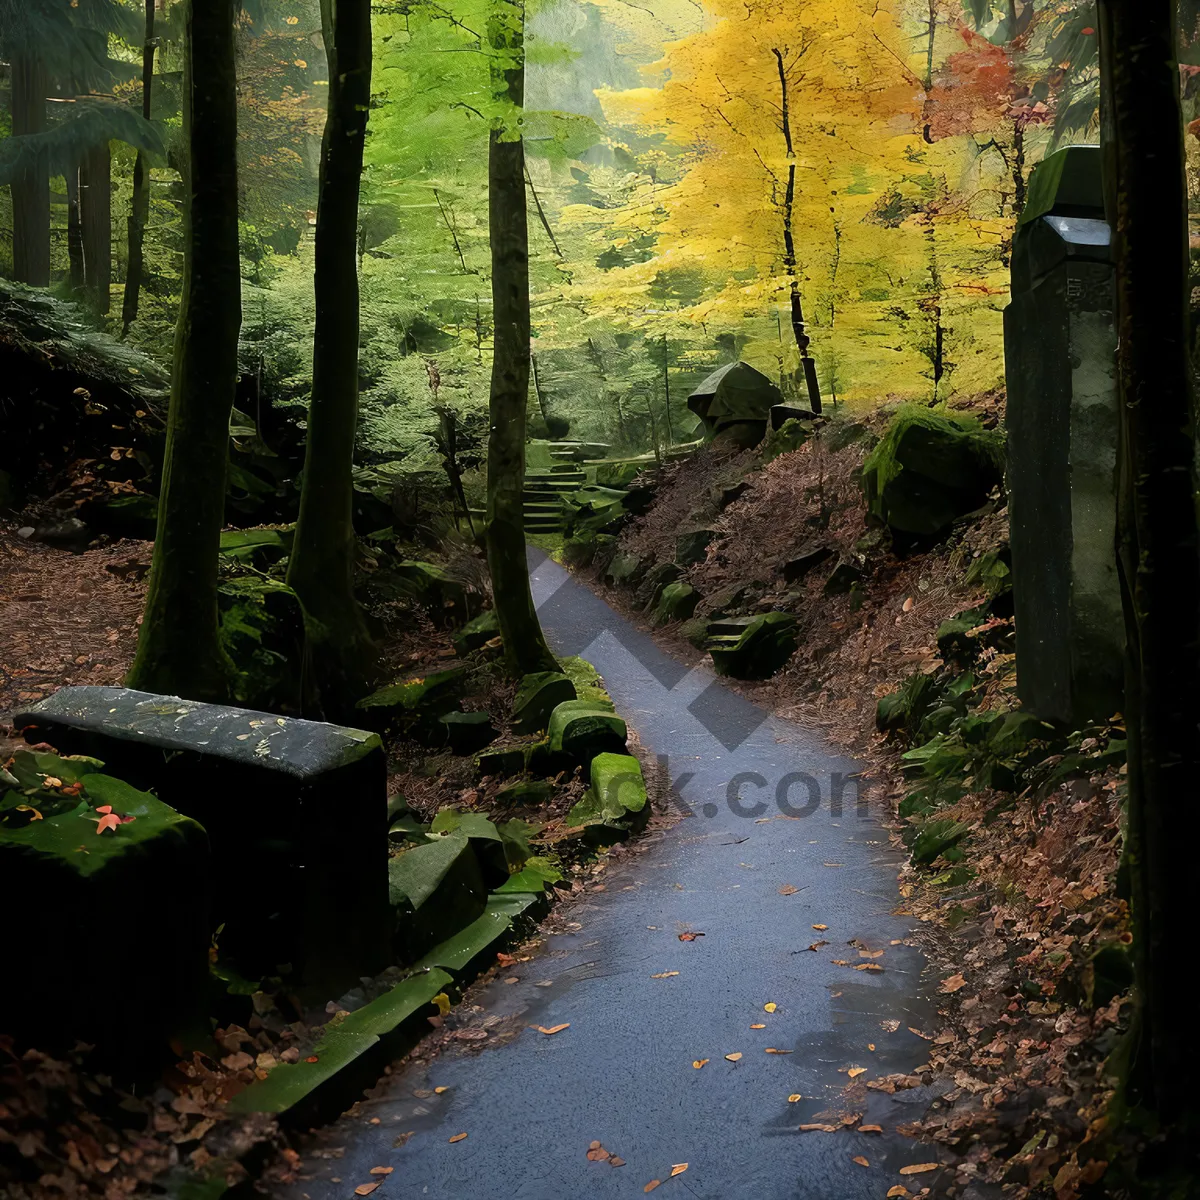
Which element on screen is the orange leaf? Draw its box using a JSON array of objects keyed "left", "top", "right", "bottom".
[
  {"left": 887, "top": 1189, "right": 911, "bottom": 1198},
  {"left": 764, "top": 1048, "right": 792, "bottom": 1054},
  {"left": 778, "top": 884, "right": 798, "bottom": 895},
  {"left": 678, "top": 932, "right": 705, "bottom": 941},
  {"left": 95, "top": 813, "right": 121, "bottom": 834},
  {"left": 750, "top": 1024, "right": 765, "bottom": 1029},
  {"left": 692, "top": 1059, "right": 708, "bottom": 1068},
  {"left": 95, "top": 805, "right": 112, "bottom": 814},
  {"left": 434, "top": 1086, "right": 448, "bottom": 1094},
  {"left": 670, "top": 1163, "right": 688, "bottom": 1177},
  {"left": 354, "top": 1184, "right": 380, "bottom": 1196},
  {"left": 799, "top": 1123, "right": 838, "bottom": 1132},
  {"left": 939, "top": 974, "right": 967, "bottom": 994},
  {"left": 650, "top": 972, "right": 679, "bottom": 979},
  {"left": 644, "top": 1181, "right": 661, "bottom": 1193},
  {"left": 812, "top": 924, "right": 828, "bottom": 931},
  {"left": 448, "top": 1132, "right": 467, "bottom": 1143},
  {"left": 369, "top": 1166, "right": 394, "bottom": 1175},
  {"left": 724, "top": 1052, "right": 742, "bottom": 1061},
  {"left": 860, "top": 1125, "right": 883, "bottom": 1133},
  {"left": 899, "top": 1162, "right": 940, "bottom": 1175},
  {"left": 852, "top": 1155, "right": 869, "bottom": 1167},
  {"left": 787, "top": 1093, "right": 802, "bottom": 1102},
  {"left": 533, "top": 1023, "right": 569, "bottom": 1035},
  {"left": 847, "top": 1067, "right": 867, "bottom": 1078},
  {"left": 306, "top": 1055, "right": 319, "bottom": 1063}
]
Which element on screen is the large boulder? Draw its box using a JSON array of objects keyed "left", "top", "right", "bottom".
[
  {"left": 861, "top": 406, "right": 1004, "bottom": 537},
  {"left": 567, "top": 752, "right": 649, "bottom": 839}
]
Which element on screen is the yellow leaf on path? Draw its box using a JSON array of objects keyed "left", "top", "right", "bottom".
[
  {"left": 725, "top": 1052, "right": 742, "bottom": 1061},
  {"left": 855, "top": 964, "right": 884, "bottom": 973},
  {"left": 765, "top": 1048, "right": 792, "bottom": 1054},
  {"left": 868, "top": 1044, "right": 876, "bottom": 1052},
  {"left": 432, "top": 992, "right": 451, "bottom": 1016},
  {"left": 812, "top": 924, "right": 828, "bottom": 931},
  {"left": 778, "top": 884, "right": 799, "bottom": 895},
  {"left": 853, "top": 1155, "right": 869, "bottom": 1166},
  {"left": 858, "top": 949, "right": 884, "bottom": 959},
  {"left": 860, "top": 1125, "right": 882, "bottom": 1133},
  {"left": 651, "top": 971, "right": 680, "bottom": 979},
  {"left": 847, "top": 1067, "right": 867, "bottom": 1078},
  {"left": 887, "top": 1189, "right": 911, "bottom": 1198},
  {"left": 799, "top": 1123, "right": 838, "bottom": 1132},
  {"left": 644, "top": 1181, "right": 661, "bottom": 1193},
  {"left": 533, "top": 1024, "right": 569, "bottom": 1035},
  {"left": 369, "top": 1166, "right": 394, "bottom": 1175},
  {"left": 788, "top": 1093, "right": 802, "bottom": 1102},
  {"left": 693, "top": 1059, "right": 709, "bottom": 1068},
  {"left": 763, "top": 1002, "right": 777, "bottom": 1013},
  {"left": 434, "top": 1086, "right": 448, "bottom": 1094},
  {"left": 899, "top": 1163, "right": 941, "bottom": 1175},
  {"left": 750, "top": 1023, "right": 765, "bottom": 1029},
  {"left": 448, "top": 1133, "right": 467, "bottom": 1143},
  {"left": 939, "top": 974, "right": 967, "bottom": 994},
  {"left": 671, "top": 1163, "right": 688, "bottom": 1177},
  {"left": 354, "top": 1185, "right": 380, "bottom": 1196}
]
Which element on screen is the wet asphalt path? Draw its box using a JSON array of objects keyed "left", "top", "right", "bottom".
[{"left": 284, "top": 551, "right": 939, "bottom": 1199}]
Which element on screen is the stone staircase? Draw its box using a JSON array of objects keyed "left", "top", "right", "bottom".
[{"left": 523, "top": 462, "right": 587, "bottom": 533}]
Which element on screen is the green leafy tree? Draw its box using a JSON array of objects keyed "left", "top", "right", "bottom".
[
  {"left": 286, "top": 0, "right": 377, "bottom": 713},
  {"left": 127, "top": 0, "right": 242, "bottom": 701}
]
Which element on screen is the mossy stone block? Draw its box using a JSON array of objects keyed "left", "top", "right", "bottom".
[
  {"left": 388, "top": 831, "right": 487, "bottom": 960},
  {"left": 708, "top": 611, "right": 798, "bottom": 680},
  {"left": 547, "top": 700, "right": 627, "bottom": 764},
  {"left": 512, "top": 671, "right": 577, "bottom": 734},
  {"left": 357, "top": 666, "right": 467, "bottom": 728}
]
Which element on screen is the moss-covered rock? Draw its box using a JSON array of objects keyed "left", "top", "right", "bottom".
[
  {"left": 547, "top": 700, "right": 626, "bottom": 764},
  {"left": 567, "top": 751, "right": 649, "bottom": 837},
  {"left": 708, "top": 611, "right": 798, "bottom": 680},
  {"left": 638, "top": 561, "right": 685, "bottom": 610},
  {"left": 762, "top": 417, "right": 814, "bottom": 463},
  {"left": 357, "top": 666, "right": 467, "bottom": 732},
  {"left": 388, "top": 831, "right": 486, "bottom": 960},
  {"left": 0, "top": 757, "right": 210, "bottom": 1063},
  {"left": 603, "top": 548, "right": 646, "bottom": 587},
  {"left": 452, "top": 608, "right": 500, "bottom": 655},
  {"left": 558, "top": 656, "right": 612, "bottom": 708},
  {"left": 862, "top": 406, "right": 1004, "bottom": 536},
  {"left": 654, "top": 580, "right": 700, "bottom": 625},
  {"left": 679, "top": 616, "right": 711, "bottom": 648},
  {"left": 512, "top": 671, "right": 577, "bottom": 734},
  {"left": 217, "top": 577, "right": 307, "bottom": 713}
]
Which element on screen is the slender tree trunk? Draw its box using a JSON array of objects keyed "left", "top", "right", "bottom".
[
  {"left": 1011, "top": 119, "right": 1026, "bottom": 219},
  {"left": 80, "top": 142, "right": 112, "bottom": 316},
  {"left": 122, "top": 0, "right": 157, "bottom": 337},
  {"left": 485, "top": 0, "right": 557, "bottom": 676},
  {"left": 661, "top": 335, "right": 674, "bottom": 444},
  {"left": 287, "top": 0, "right": 377, "bottom": 714},
  {"left": 66, "top": 166, "right": 85, "bottom": 294},
  {"left": 127, "top": 0, "right": 241, "bottom": 702},
  {"left": 1098, "top": 0, "right": 1200, "bottom": 1129},
  {"left": 10, "top": 55, "right": 50, "bottom": 288},
  {"left": 530, "top": 351, "right": 552, "bottom": 429},
  {"left": 773, "top": 48, "right": 821, "bottom": 413}
]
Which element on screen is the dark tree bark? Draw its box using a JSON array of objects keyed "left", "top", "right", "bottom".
[
  {"left": 127, "top": 0, "right": 241, "bottom": 702},
  {"left": 80, "top": 141, "right": 112, "bottom": 315},
  {"left": 286, "top": 0, "right": 377, "bottom": 713},
  {"left": 485, "top": 0, "right": 558, "bottom": 676},
  {"left": 1098, "top": 0, "right": 1200, "bottom": 1125},
  {"left": 65, "top": 165, "right": 85, "bottom": 293},
  {"left": 122, "top": 0, "right": 157, "bottom": 336},
  {"left": 10, "top": 55, "right": 50, "bottom": 288},
  {"left": 772, "top": 48, "right": 821, "bottom": 413}
]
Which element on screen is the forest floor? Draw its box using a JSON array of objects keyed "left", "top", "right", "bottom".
[{"left": 586, "top": 401, "right": 1128, "bottom": 1198}]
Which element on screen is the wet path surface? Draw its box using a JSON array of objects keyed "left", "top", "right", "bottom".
[{"left": 287, "top": 553, "right": 939, "bottom": 1199}]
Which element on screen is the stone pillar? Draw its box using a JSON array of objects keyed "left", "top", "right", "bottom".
[{"left": 1004, "top": 145, "right": 1123, "bottom": 726}]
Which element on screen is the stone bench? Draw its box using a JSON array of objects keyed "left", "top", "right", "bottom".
[{"left": 15, "top": 686, "right": 389, "bottom": 992}]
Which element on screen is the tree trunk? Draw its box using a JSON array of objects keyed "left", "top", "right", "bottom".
[
  {"left": 485, "top": 0, "right": 558, "bottom": 676},
  {"left": 127, "top": 0, "right": 241, "bottom": 702},
  {"left": 122, "top": 0, "right": 157, "bottom": 337},
  {"left": 1099, "top": 0, "right": 1200, "bottom": 1124},
  {"left": 66, "top": 166, "right": 85, "bottom": 294},
  {"left": 286, "top": 0, "right": 377, "bottom": 714},
  {"left": 80, "top": 141, "right": 112, "bottom": 316},
  {"left": 773, "top": 48, "right": 821, "bottom": 413},
  {"left": 10, "top": 55, "right": 50, "bottom": 288}
]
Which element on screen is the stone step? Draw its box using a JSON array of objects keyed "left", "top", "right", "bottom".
[{"left": 705, "top": 616, "right": 760, "bottom": 637}]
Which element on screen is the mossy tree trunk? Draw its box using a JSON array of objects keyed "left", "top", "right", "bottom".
[
  {"left": 127, "top": 0, "right": 241, "bottom": 702},
  {"left": 286, "top": 0, "right": 377, "bottom": 714},
  {"left": 10, "top": 54, "right": 50, "bottom": 288},
  {"left": 485, "top": 0, "right": 558, "bottom": 677},
  {"left": 122, "top": 0, "right": 156, "bottom": 337},
  {"left": 1099, "top": 0, "right": 1200, "bottom": 1125}
]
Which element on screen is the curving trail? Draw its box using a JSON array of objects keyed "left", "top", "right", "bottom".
[{"left": 284, "top": 551, "right": 940, "bottom": 1199}]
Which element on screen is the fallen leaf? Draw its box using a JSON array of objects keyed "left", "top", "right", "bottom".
[
  {"left": 778, "top": 884, "right": 799, "bottom": 895},
  {"left": 858, "top": 949, "right": 884, "bottom": 959},
  {"left": 806, "top": 941, "right": 829, "bottom": 952},
  {"left": 692, "top": 1059, "right": 709, "bottom": 1068},
  {"left": 496, "top": 952, "right": 517, "bottom": 967},
  {"left": 812, "top": 924, "right": 828, "bottom": 931},
  {"left": 95, "top": 812, "right": 121, "bottom": 834},
  {"left": 671, "top": 1163, "right": 688, "bottom": 1177},
  {"left": 678, "top": 932, "right": 705, "bottom": 942},
  {"left": 448, "top": 1133, "right": 467, "bottom": 1143},
  {"left": 899, "top": 1163, "right": 940, "bottom": 1175},
  {"left": 432, "top": 992, "right": 451, "bottom": 1016},
  {"left": 750, "top": 1023, "right": 766, "bottom": 1029},
  {"left": 644, "top": 1181, "right": 661, "bottom": 1193},
  {"left": 369, "top": 1166, "right": 394, "bottom": 1175},
  {"left": 434, "top": 1086, "right": 448, "bottom": 1094},
  {"left": 788, "top": 1094, "right": 802, "bottom": 1102},
  {"left": 533, "top": 1023, "right": 569, "bottom": 1035},
  {"left": 609, "top": 1156, "right": 625, "bottom": 1167},
  {"left": 853, "top": 1155, "right": 869, "bottom": 1167},
  {"left": 763, "top": 1002, "right": 777, "bottom": 1013},
  {"left": 903, "top": 596, "right": 914, "bottom": 612},
  {"left": 43, "top": 776, "right": 63, "bottom": 788},
  {"left": 868, "top": 1044, "right": 876, "bottom": 1051},
  {"left": 887, "top": 1189, "right": 911, "bottom": 1198},
  {"left": 354, "top": 1185, "right": 381, "bottom": 1196},
  {"left": 860, "top": 1125, "right": 882, "bottom": 1133},
  {"left": 764, "top": 1048, "right": 792, "bottom": 1054},
  {"left": 854, "top": 964, "right": 884, "bottom": 973},
  {"left": 306, "top": 1055, "right": 319, "bottom": 1063},
  {"left": 847, "top": 1067, "right": 867, "bottom": 1078},
  {"left": 586, "top": 1142, "right": 611, "bottom": 1162},
  {"left": 799, "top": 1123, "right": 839, "bottom": 1132},
  {"left": 880, "top": 1019, "right": 901, "bottom": 1032},
  {"left": 939, "top": 974, "right": 967, "bottom": 994},
  {"left": 651, "top": 971, "right": 679, "bottom": 979},
  {"left": 725, "top": 1052, "right": 742, "bottom": 1062}
]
